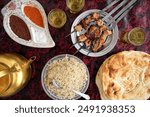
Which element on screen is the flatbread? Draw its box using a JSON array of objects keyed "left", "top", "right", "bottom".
[{"left": 96, "top": 51, "right": 150, "bottom": 100}]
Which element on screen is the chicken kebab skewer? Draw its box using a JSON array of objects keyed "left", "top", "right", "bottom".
[
  {"left": 69, "top": 25, "right": 99, "bottom": 49},
  {"left": 65, "top": 24, "right": 83, "bottom": 38},
  {"left": 85, "top": 29, "right": 112, "bottom": 55},
  {"left": 71, "top": 33, "right": 92, "bottom": 53},
  {"left": 86, "top": 24, "right": 109, "bottom": 55},
  {"left": 76, "top": 30, "right": 112, "bottom": 55},
  {"left": 72, "top": 25, "right": 99, "bottom": 55},
  {"left": 74, "top": 23, "right": 111, "bottom": 55},
  {"left": 66, "top": 12, "right": 100, "bottom": 38},
  {"left": 68, "top": 12, "right": 112, "bottom": 55},
  {"left": 92, "top": 29, "right": 112, "bottom": 52},
  {"left": 73, "top": 39, "right": 91, "bottom": 55},
  {"left": 66, "top": 15, "right": 92, "bottom": 38}
]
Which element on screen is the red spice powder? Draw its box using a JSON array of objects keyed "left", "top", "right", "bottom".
[{"left": 24, "top": 6, "right": 44, "bottom": 28}]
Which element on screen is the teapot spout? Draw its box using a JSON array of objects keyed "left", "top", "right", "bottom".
[{"left": 26, "top": 56, "right": 36, "bottom": 65}]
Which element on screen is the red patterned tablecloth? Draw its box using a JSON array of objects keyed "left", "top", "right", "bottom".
[{"left": 0, "top": 0, "right": 150, "bottom": 100}]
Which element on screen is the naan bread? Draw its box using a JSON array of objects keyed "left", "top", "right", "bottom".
[{"left": 96, "top": 51, "right": 150, "bottom": 100}]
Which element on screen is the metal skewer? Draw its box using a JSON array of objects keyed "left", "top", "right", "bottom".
[
  {"left": 87, "top": 1, "right": 137, "bottom": 55},
  {"left": 102, "top": 0, "right": 129, "bottom": 22},
  {"left": 66, "top": 0, "right": 121, "bottom": 38},
  {"left": 106, "top": 0, "right": 137, "bottom": 29},
  {"left": 65, "top": 30, "right": 76, "bottom": 38},
  {"left": 69, "top": 41, "right": 81, "bottom": 49},
  {"left": 73, "top": 46, "right": 84, "bottom": 55},
  {"left": 102, "top": 0, "right": 121, "bottom": 12},
  {"left": 72, "top": 0, "right": 137, "bottom": 56},
  {"left": 73, "top": 45, "right": 90, "bottom": 55}
]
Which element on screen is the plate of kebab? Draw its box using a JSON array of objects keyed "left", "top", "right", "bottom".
[{"left": 71, "top": 9, "right": 119, "bottom": 57}]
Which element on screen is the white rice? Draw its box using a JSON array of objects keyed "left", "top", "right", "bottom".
[{"left": 44, "top": 56, "right": 88, "bottom": 99}]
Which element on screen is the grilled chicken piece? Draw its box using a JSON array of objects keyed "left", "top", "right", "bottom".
[
  {"left": 89, "top": 25, "right": 98, "bottom": 34},
  {"left": 82, "top": 19, "right": 88, "bottom": 29},
  {"left": 74, "top": 24, "right": 83, "bottom": 32},
  {"left": 78, "top": 34, "right": 88, "bottom": 42},
  {"left": 92, "top": 12, "right": 100, "bottom": 20},
  {"left": 85, "top": 25, "right": 99, "bottom": 39},
  {"left": 92, "top": 30, "right": 112, "bottom": 52},
  {"left": 105, "top": 29, "right": 112, "bottom": 35},
  {"left": 99, "top": 29, "right": 112, "bottom": 43},
  {"left": 85, "top": 15, "right": 92, "bottom": 25},
  {"left": 96, "top": 19, "right": 104, "bottom": 26},
  {"left": 98, "top": 30, "right": 112, "bottom": 45},
  {"left": 81, "top": 15, "right": 92, "bottom": 29},
  {"left": 84, "top": 25, "right": 101, "bottom": 40},
  {"left": 85, "top": 33, "right": 90, "bottom": 39},
  {"left": 84, "top": 39, "right": 92, "bottom": 47},
  {"left": 99, "top": 25, "right": 107, "bottom": 32},
  {"left": 99, "top": 25, "right": 108, "bottom": 35},
  {"left": 92, "top": 39, "right": 101, "bottom": 52},
  {"left": 94, "top": 28, "right": 101, "bottom": 38}
]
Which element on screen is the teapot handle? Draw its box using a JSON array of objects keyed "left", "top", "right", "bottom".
[{"left": 0, "top": 63, "right": 20, "bottom": 78}]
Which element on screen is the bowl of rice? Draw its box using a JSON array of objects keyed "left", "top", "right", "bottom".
[{"left": 41, "top": 54, "right": 90, "bottom": 100}]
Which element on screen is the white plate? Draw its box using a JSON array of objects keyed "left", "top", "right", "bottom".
[
  {"left": 71, "top": 9, "right": 119, "bottom": 57},
  {"left": 1, "top": 0, "right": 55, "bottom": 48}
]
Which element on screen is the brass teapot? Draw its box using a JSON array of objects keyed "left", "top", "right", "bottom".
[{"left": 0, "top": 53, "right": 36, "bottom": 97}]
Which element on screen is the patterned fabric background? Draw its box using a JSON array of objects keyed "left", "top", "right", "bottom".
[{"left": 0, "top": 0, "right": 150, "bottom": 100}]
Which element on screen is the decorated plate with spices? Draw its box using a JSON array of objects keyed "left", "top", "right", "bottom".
[{"left": 1, "top": 0, "right": 55, "bottom": 48}]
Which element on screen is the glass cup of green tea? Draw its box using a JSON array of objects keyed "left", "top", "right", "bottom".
[
  {"left": 66, "top": 0, "right": 85, "bottom": 14},
  {"left": 128, "top": 27, "right": 145, "bottom": 46},
  {"left": 122, "top": 27, "right": 145, "bottom": 46},
  {"left": 48, "top": 9, "right": 67, "bottom": 28}
]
